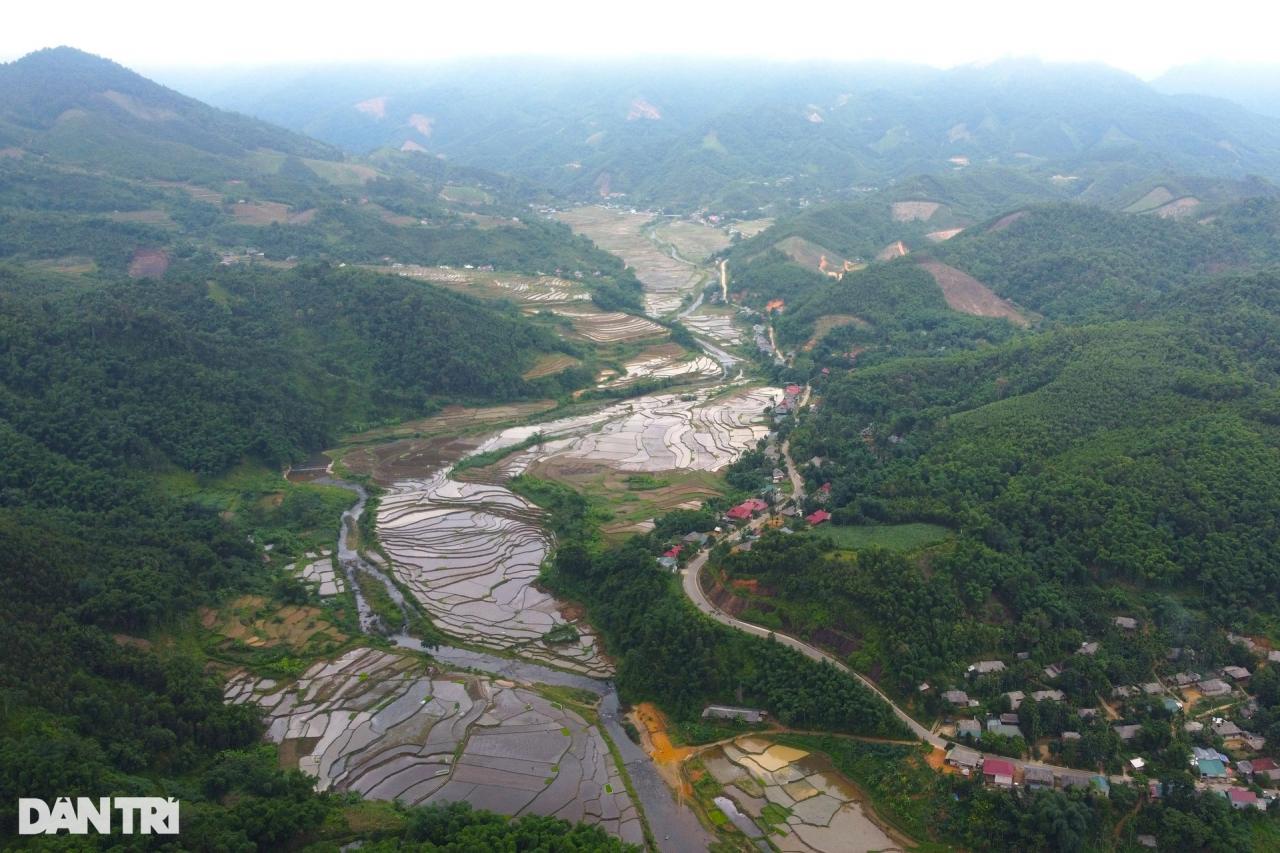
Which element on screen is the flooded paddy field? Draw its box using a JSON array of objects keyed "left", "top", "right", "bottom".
[
  {"left": 682, "top": 306, "right": 745, "bottom": 347},
  {"left": 548, "top": 304, "right": 668, "bottom": 344},
  {"left": 697, "top": 737, "right": 904, "bottom": 852},
  {"left": 225, "top": 648, "right": 644, "bottom": 845},
  {"left": 555, "top": 206, "right": 710, "bottom": 317},
  {"left": 596, "top": 343, "right": 720, "bottom": 389}
]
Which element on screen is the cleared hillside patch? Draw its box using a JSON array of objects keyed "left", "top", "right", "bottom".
[
  {"left": 917, "top": 260, "right": 1030, "bottom": 327},
  {"left": 804, "top": 314, "right": 869, "bottom": 351},
  {"left": 1123, "top": 186, "right": 1175, "bottom": 213},
  {"left": 875, "top": 241, "right": 909, "bottom": 262},
  {"left": 890, "top": 201, "right": 941, "bottom": 222}
]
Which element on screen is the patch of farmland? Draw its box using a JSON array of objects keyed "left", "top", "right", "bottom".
[
  {"left": 551, "top": 306, "right": 667, "bottom": 343},
  {"left": 890, "top": 201, "right": 942, "bottom": 222},
  {"left": 479, "top": 384, "right": 782, "bottom": 474},
  {"left": 381, "top": 266, "right": 590, "bottom": 306},
  {"left": 523, "top": 354, "right": 581, "bottom": 380},
  {"left": 225, "top": 649, "right": 642, "bottom": 844},
  {"left": 127, "top": 248, "right": 169, "bottom": 279},
  {"left": 775, "top": 235, "right": 848, "bottom": 275},
  {"left": 803, "top": 314, "right": 869, "bottom": 351},
  {"left": 231, "top": 200, "right": 314, "bottom": 225},
  {"left": 107, "top": 208, "right": 175, "bottom": 227},
  {"left": 343, "top": 400, "right": 559, "bottom": 447},
  {"left": 653, "top": 219, "right": 731, "bottom": 262},
  {"left": 917, "top": 260, "right": 1030, "bottom": 327},
  {"left": 555, "top": 206, "right": 706, "bottom": 317},
  {"left": 730, "top": 218, "right": 774, "bottom": 238},
  {"left": 875, "top": 240, "right": 909, "bottom": 262},
  {"left": 378, "top": 472, "right": 612, "bottom": 676},
  {"left": 698, "top": 736, "right": 900, "bottom": 852},
  {"left": 682, "top": 307, "right": 744, "bottom": 347},
  {"left": 1124, "top": 186, "right": 1176, "bottom": 213},
  {"left": 924, "top": 227, "right": 964, "bottom": 242},
  {"left": 598, "top": 346, "right": 720, "bottom": 389},
  {"left": 286, "top": 549, "right": 343, "bottom": 596},
  {"left": 1151, "top": 197, "right": 1201, "bottom": 219}
]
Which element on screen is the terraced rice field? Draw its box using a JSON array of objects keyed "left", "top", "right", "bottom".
[
  {"left": 380, "top": 266, "right": 590, "bottom": 306},
  {"left": 550, "top": 306, "right": 667, "bottom": 343},
  {"left": 653, "top": 219, "right": 731, "bottom": 262},
  {"left": 479, "top": 385, "right": 782, "bottom": 474},
  {"left": 556, "top": 206, "right": 707, "bottom": 317},
  {"left": 598, "top": 344, "right": 720, "bottom": 389},
  {"left": 378, "top": 472, "right": 611, "bottom": 676},
  {"left": 225, "top": 649, "right": 643, "bottom": 844},
  {"left": 682, "top": 308, "right": 744, "bottom": 346},
  {"left": 698, "top": 737, "right": 902, "bottom": 852},
  {"left": 369, "top": 384, "right": 776, "bottom": 670},
  {"left": 287, "top": 549, "right": 343, "bottom": 596}
]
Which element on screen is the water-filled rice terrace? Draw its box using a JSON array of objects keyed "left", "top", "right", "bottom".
[
  {"left": 225, "top": 648, "right": 643, "bottom": 844},
  {"left": 698, "top": 736, "right": 901, "bottom": 852},
  {"left": 377, "top": 472, "right": 612, "bottom": 676}
]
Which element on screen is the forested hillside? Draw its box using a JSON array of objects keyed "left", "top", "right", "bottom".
[{"left": 777, "top": 270, "right": 1280, "bottom": 697}]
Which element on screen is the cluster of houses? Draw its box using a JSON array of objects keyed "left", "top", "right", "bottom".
[{"left": 934, "top": 619, "right": 1280, "bottom": 819}]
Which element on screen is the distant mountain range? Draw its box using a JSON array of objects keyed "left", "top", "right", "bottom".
[
  {"left": 1154, "top": 61, "right": 1280, "bottom": 119},
  {"left": 154, "top": 57, "right": 1280, "bottom": 209}
]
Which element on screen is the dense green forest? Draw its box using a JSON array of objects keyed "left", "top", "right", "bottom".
[{"left": 756, "top": 270, "right": 1280, "bottom": 700}]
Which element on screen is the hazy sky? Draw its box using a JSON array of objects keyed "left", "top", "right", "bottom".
[{"left": 4, "top": 1, "right": 1278, "bottom": 79}]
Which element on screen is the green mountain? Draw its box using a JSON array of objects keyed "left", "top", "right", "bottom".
[{"left": 163, "top": 58, "right": 1280, "bottom": 209}]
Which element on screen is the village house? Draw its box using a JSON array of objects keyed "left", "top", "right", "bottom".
[
  {"left": 943, "top": 689, "right": 970, "bottom": 706},
  {"left": 946, "top": 745, "right": 981, "bottom": 774},
  {"left": 987, "top": 718, "right": 1023, "bottom": 739},
  {"left": 1227, "top": 788, "right": 1264, "bottom": 811},
  {"left": 1114, "top": 616, "right": 1138, "bottom": 630},
  {"left": 1197, "top": 678, "right": 1232, "bottom": 697},
  {"left": 1113, "top": 724, "right": 1142, "bottom": 742},
  {"left": 982, "top": 758, "right": 1016, "bottom": 788},
  {"left": 1024, "top": 766, "right": 1054, "bottom": 790},
  {"left": 1062, "top": 731, "right": 1082, "bottom": 743},
  {"left": 682, "top": 531, "right": 709, "bottom": 547},
  {"left": 1241, "top": 756, "right": 1280, "bottom": 782},
  {"left": 1078, "top": 641, "right": 1100, "bottom": 656},
  {"left": 1004, "top": 690, "right": 1026, "bottom": 710},
  {"left": 1044, "top": 663, "right": 1064, "bottom": 679},
  {"left": 1031, "top": 689, "right": 1066, "bottom": 703},
  {"left": 969, "top": 660, "right": 1006, "bottom": 676},
  {"left": 957, "top": 719, "right": 981, "bottom": 739},
  {"left": 1223, "top": 665, "right": 1251, "bottom": 683},
  {"left": 725, "top": 498, "right": 769, "bottom": 522},
  {"left": 804, "top": 509, "right": 831, "bottom": 526},
  {"left": 702, "top": 705, "right": 767, "bottom": 724}
]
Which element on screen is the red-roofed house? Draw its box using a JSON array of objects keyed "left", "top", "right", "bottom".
[
  {"left": 1228, "top": 788, "right": 1262, "bottom": 810},
  {"left": 784, "top": 384, "right": 803, "bottom": 397},
  {"left": 982, "top": 758, "right": 1016, "bottom": 787},
  {"left": 805, "top": 510, "right": 831, "bottom": 526},
  {"left": 663, "top": 545, "right": 683, "bottom": 559},
  {"left": 726, "top": 498, "right": 769, "bottom": 522}
]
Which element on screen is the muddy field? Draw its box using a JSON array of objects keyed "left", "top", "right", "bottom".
[
  {"left": 225, "top": 649, "right": 643, "bottom": 844},
  {"left": 682, "top": 306, "right": 744, "bottom": 347}
]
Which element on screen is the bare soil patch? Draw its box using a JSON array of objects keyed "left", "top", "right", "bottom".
[
  {"left": 875, "top": 240, "right": 909, "bottom": 262},
  {"left": 918, "top": 260, "right": 1030, "bottom": 327},
  {"left": 989, "top": 210, "right": 1029, "bottom": 232},
  {"left": 127, "top": 248, "right": 169, "bottom": 279},
  {"left": 924, "top": 227, "right": 964, "bottom": 242},
  {"left": 804, "top": 314, "right": 869, "bottom": 350},
  {"left": 1153, "top": 197, "right": 1201, "bottom": 219},
  {"left": 890, "top": 201, "right": 941, "bottom": 222},
  {"left": 1124, "top": 186, "right": 1175, "bottom": 213}
]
